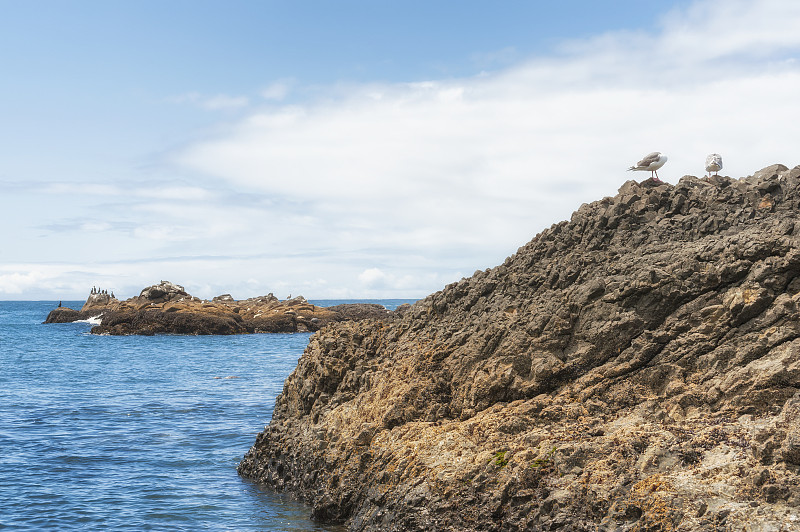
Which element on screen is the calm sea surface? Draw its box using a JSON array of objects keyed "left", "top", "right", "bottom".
[{"left": 0, "top": 300, "right": 414, "bottom": 531}]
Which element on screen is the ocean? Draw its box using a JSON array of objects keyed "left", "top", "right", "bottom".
[{"left": 0, "top": 300, "right": 414, "bottom": 531}]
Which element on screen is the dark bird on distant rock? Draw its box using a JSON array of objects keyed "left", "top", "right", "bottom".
[
  {"left": 628, "top": 152, "right": 668, "bottom": 181},
  {"left": 705, "top": 153, "right": 723, "bottom": 176}
]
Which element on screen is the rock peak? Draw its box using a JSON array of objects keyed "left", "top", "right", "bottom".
[
  {"left": 139, "top": 280, "right": 189, "bottom": 303},
  {"left": 239, "top": 164, "right": 800, "bottom": 531}
]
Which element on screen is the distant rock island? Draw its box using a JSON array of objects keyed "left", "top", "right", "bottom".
[
  {"left": 238, "top": 165, "right": 800, "bottom": 530},
  {"left": 45, "top": 281, "right": 393, "bottom": 335}
]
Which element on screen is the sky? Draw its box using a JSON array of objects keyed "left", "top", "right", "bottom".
[{"left": 2, "top": 0, "right": 800, "bottom": 301}]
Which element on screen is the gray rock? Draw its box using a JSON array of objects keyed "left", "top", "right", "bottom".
[{"left": 139, "top": 280, "right": 188, "bottom": 303}]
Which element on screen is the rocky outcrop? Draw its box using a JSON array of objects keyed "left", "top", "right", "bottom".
[
  {"left": 239, "top": 165, "right": 800, "bottom": 531},
  {"left": 43, "top": 307, "right": 90, "bottom": 323},
  {"left": 44, "top": 281, "right": 392, "bottom": 335},
  {"left": 136, "top": 280, "right": 190, "bottom": 304},
  {"left": 43, "top": 290, "right": 121, "bottom": 323}
]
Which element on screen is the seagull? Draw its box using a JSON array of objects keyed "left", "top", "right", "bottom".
[
  {"left": 628, "top": 152, "right": 668, "bottom": 181},
  {"left": 705, "top": 153, "right": 723, "bottom": 176}
]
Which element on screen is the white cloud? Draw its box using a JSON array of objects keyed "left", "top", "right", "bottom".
[
  {"left": 8, "top": 0, "right": 800, "bottom": 301},
  {"left": 201, "top": 94, "right": 249, "bottom": 110},
  {"left": 261, "top": 79, "right": 293, "bottom": 101},
  {"left": 40, "top": 182, "right": 212, "bottom": 201},
  {"left": 656, "top": 0, "right": 800, "bottom": 61},
  {"left": 357, "top": 267, "right": 453, "bottom": 296},
  {"left": 170, "top": 92, "right": 249, "bottom": 110},
  {"left": 358, "top": 267, "right": 387, "bottom": 288},
  {"left": 171, "top": 0, "right": 800, "bottom": 302},
  {"left": 80, "top": 221, "right": 112, "bottom": 232},
  {"left": 470, "top": 46, "right": 518, "bottom": 69},
  {"left": 0, "top": 264, "right": 113, "bottom": 300},
  {"left": 0, "top": 269, "right": 50, "bottom": 295},
  {"left": 43, "top": 183, "right": 123, "bottom": 196},
  {"left": 135, "top": 186, "right": 212, "bottom": 201}
]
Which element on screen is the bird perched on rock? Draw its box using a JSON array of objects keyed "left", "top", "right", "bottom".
[
  {"left": 628, "top": 152, "right": 668, "bottom": 181},
  {"left": 705, "top": 153, "right": 723, "bottom": 176}
]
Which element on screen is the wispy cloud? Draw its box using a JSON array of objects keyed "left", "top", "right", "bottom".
[
  {"left": 43, "top": 183, "right": 123, "bottom": 196},
  {"left": 261, "top": 79, "right": 293, "bottom": 101},
  {"left": 7, "top": 0, "right": 800, "bottom": 300},
  {"left": 169, "top": 91, "right": 249, "bottom": 110},
  {"left": 358, "top": 267, "right": 440, "bottom": 292},
  {"left": 39, "top": 181, "right": 212, "bottom": 201},
  {"left": 470, "top": 46, "right": 519, "bottom": 69},
  {"left": 171, "top": 0, "right": 800, "bottom": 301},
  {"left": 200, "top": 94, "right": 249, "bottom": 110},
  {"left": 0, "top": 268, "right": 51, "bottom": 295}
]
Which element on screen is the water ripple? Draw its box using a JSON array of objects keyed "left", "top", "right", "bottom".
[{"left": 0, "top": 301, "right": 349, "bottom": 531}]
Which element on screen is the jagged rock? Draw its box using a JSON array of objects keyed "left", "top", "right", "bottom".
[
  {"left": 43, "top": 292, "right": 119, "bottom": 323},
  {"left": 82, "top": 291, "right": 117, "bottom": 312},
  {"left": 238, "top": 165, "right": 800, "bottom": 531},
  {"left": 139, "top": 280, "right": 189, "bottom": 303},
  {"left": 96, "top": 305, "right": 248, "bottom": 335},
  {"left": 43, "top": 307, "right": 86, "bottom": 323},
  {"left": 285, "top": 295, "right": 309, "bottom": 306},
  {"left": 44, "top": 283, "right": 393, "bottom": 335},
  {"left": 325, "top": 303, "right": 392, "bottom": 322}
]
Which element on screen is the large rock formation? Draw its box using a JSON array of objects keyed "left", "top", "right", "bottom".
[
  {"left": 43, "top": 288, "right": 121, "bottom": 323},
  {"left": 44, "top": 281, "right": 391, "bottom": 335},
  {"left": 238, "top": 165, "right": 800, "bottom": 531}
]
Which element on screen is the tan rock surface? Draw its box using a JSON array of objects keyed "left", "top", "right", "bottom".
[
  {"left": 239, "top": 166, "right": 800, "bottom": 531},
  {"left": 45, "top": 281, "right": 391, "bottom": 335}
]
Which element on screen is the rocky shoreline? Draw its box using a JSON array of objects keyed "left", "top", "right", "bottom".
[
  {"left": 45, "top": 281, "right": 394, "bottom": 335},
  {"left": 238, "top": 165, "right": 800, "bottom": 530}
]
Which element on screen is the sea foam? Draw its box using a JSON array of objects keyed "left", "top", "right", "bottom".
[{"left": 75, "top": 314, "right": 103, "bottom": 325}]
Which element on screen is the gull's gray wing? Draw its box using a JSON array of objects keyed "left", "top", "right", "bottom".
[{"left": 637, "top": 152, "right": 661, "bottom": 167}]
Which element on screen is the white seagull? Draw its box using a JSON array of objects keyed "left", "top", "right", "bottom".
[
  {"left": 628, "top": 152, "right": 668, "bottom": 181},
  {"left": 705, "top": 153, "right": 723, "bottom": 176}
]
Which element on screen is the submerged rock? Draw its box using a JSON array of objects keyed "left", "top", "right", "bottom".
[{"left": 239, "top": 165, "right": 800, "bottom": 531}]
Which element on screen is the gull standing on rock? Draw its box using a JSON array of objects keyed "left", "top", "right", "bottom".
[
  {"left": 628, "top": 152, "right": 668, "bottom": 181},
  {"left": 705, "top": 153, "right": 723, "bottom": 177}
]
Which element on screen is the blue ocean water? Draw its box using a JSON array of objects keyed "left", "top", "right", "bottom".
[{"left": 0, "top": 300, "right": 413, "bottom": 531}]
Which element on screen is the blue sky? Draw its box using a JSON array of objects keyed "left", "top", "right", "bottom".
[{"left": 2, "top": 0, "right": 799, "bottom": 301}]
